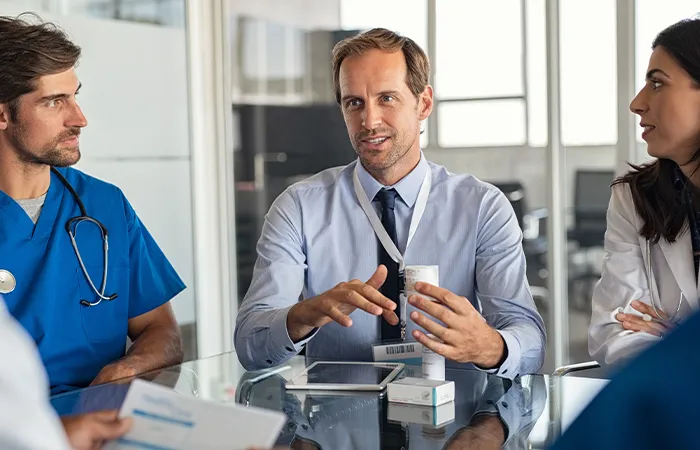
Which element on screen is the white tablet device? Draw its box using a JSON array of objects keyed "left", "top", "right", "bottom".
[{"left": 285, "top": 361, "right": 405, "bottom": 391}]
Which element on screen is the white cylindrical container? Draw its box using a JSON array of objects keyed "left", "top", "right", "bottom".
[
  {"left": 422, "top": 335, "right": 445, "bottom": 380},
  {"left": 405, "top": 265, "right": 439, "bottom": 301}
]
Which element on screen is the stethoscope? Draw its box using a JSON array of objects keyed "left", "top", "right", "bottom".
[
  {"left": 645, "top": 240, "right": 682, "bottom": 323},
  {"left": 51, "top": 167, "right": 118, "bottom": 307}
]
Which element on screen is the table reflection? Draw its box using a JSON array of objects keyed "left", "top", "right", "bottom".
[
  {"left": 48, "top": 352, "right": 607, "bottom": 449},
  {"left": 236, "top": 366, "right": 546, "bottom": 449}
]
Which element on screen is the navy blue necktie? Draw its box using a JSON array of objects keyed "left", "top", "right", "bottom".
[{"left": 375, "top": 188, "right": 401, "bottom": 341}]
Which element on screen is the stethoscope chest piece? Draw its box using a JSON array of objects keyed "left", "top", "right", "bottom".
[{"left": 0, "top": 269, "right": 16, "bottom": 294}]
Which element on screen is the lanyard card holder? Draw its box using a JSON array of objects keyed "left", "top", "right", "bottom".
[
  {"left": 372, "top": 340, "right": 423, "bottom": 365},
  {"left": 399, "top": 270, "right": 407, "bottom": 340}
]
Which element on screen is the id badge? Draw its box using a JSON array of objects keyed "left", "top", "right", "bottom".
[{"left": 372, "top": 341, "right": 423, "bottom": 365}]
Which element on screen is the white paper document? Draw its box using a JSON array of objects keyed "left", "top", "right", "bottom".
[{"left": 104, "top": 379, "right": 286, "bottom": 450}]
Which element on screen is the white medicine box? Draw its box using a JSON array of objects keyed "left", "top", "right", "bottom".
[{"left": 387, "top": 377, "right": 455, "bottom": 407}]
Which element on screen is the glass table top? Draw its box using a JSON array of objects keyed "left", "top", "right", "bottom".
[{"left": 50, "top": 352, "right": 609, "bottom": 449}]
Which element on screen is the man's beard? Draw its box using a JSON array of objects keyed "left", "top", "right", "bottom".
[
  {"left": 352, "top": 128, "right": 412, "bottom": 172},
  {"left": 9, "top": 126, "right": 82, "bottom": 168}
]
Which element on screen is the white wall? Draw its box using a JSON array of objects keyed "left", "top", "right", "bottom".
[
  {"left": 70, "top": 18, "right": 195, "bottom": 324},
  {"left": 0, "top": 0, "right": 44, "bottom": 11},
  {"left": 229, "top": 0, "right": 340, "bottom": 29},
  {"left": 0, "top": 3, "right": 197, "bottom": 325}
]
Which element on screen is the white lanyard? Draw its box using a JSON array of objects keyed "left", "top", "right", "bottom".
[{"left": 352, "top": 163, "right": 432, "bottom": 273}]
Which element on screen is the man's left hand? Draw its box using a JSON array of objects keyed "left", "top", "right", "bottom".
[
  {"left": 408, "top": 282, "right": 506, "bottom": 369},
  {"left": 90, "top": 362, "right": 137, "bottom": 386}
]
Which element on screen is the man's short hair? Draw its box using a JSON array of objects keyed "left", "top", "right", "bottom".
[
  {"left": 0, "top": 14, "right": 81, "bottom": 120},
  {"left": 331, "top": 28, "right": 430, "bottom": 104}
]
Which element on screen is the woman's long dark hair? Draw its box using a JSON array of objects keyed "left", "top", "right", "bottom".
[{"left": 614, "top": 18, "right": 700, "bottom": 244}]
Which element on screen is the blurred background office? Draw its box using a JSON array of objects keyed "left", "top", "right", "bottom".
[{"left": 1, "top": 0, "right": 697, "bottom": 374}]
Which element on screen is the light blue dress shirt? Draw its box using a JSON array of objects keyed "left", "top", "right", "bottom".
[{"left": 234, "top": 153, "right": 546, "bottom": 378}]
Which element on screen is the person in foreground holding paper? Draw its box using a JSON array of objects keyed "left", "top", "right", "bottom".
[
  {"left": 106, "top": 379, "right": 285, "bottom": 450},
  {"left": 0, "top": 294, "right": 131, "bottom": 449},
  {"left": 589, "top": 17, "right": 700, "bottom": 368},
  {"left": 234, "top": 28, "right": 545, "bottom": 378}
]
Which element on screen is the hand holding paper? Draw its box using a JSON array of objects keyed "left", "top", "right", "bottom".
[{"left": 103, "top": 379, "right": 286, "bottom": 450}]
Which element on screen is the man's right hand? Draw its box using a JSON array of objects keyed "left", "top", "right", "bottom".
[
  {"left": 61, "top": 410, "right": 132, "bottom": 450},
  {"left": 287, "top": 265, "right": 398, "bottom": 342}
]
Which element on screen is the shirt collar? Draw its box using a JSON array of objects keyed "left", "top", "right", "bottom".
[
  {"left": 674, "top": 164, "right": 687, "bottom": 191},
  {"left": 356, "top": 152, "right": 428, "bottom": 207}
]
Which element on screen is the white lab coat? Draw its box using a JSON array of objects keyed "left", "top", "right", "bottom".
[
  {"left": 590, "top": 183, "right": 700, "bottom": 367},
  {"left": 0, "top": 296, "right": 70, "bottom": 450}
]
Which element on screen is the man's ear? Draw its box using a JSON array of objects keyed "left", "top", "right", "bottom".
[
  {"left": 418, "top": 85, "right": 433, "bottom": 121},
  {"left": 0, "top": 103, "right": 9, "bottom": 131}
]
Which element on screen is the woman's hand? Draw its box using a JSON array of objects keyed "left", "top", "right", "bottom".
[{"left": 616, "top": 300, "right": 673, "bottom": 337}]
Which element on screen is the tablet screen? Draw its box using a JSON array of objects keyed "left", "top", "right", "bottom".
[{"left": 304, "top": 363, "right": 399, "bottom": 385}]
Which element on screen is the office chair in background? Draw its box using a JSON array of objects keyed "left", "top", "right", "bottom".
[
  {"left": 567, "top": 170, "right": 615, "bottom": 313},
  {"left": 491, "top": 181, "right": 549, "bottom": 311}
]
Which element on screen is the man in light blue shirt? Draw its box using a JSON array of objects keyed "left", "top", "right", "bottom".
[{"left": 234, "top": 28, "right": 545, "bottom": 379}]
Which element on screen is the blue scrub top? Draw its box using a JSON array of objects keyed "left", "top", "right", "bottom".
[{"left": 0, "top": 167, "right": 185, "bottom": 395}]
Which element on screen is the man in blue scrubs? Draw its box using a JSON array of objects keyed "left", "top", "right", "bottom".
[{"left": 0, "top": 15, "right": 186, "bottom": 394}]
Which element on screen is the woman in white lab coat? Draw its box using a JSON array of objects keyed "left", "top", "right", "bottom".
[{"left": 590, "top": 17, "right": 700, "bottom": 367}]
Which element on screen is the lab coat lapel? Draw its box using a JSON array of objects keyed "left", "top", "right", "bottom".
[{"left": 658, "top": 230, "right": 699, "bottom": 310}]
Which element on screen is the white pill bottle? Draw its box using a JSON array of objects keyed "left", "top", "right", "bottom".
[{"left": 422, "top": 335, "right": 445, "bottom": 380}]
